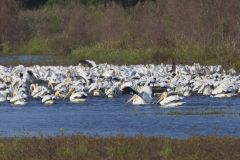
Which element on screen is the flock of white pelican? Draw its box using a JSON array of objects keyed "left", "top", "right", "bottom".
[{"left": 0, "top": 60, "right": 239, "bottom": 107}]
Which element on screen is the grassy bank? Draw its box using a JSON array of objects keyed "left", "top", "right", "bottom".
[
  {"left": 71, "top": 41, "right": 240, "bottom": 69},
  {"left": 2, "top": 39, "right": 240, "bottom": 70},
  {"left": 0, "top": 136, "right": 239, "bottom": 160}
]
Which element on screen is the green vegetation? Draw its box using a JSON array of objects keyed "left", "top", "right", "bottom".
[
  {"left": 20, "top": 37, "right": 52, "bottom": 54},
  {"left": 0, "top": 136, "right": 239, "bottom": 160},
  {"left": 71, "top": 41, "right": 156, "bottom": 64},
  {"left": 3, "top": 39, "right": 240, "bottom": 69},
  {"left": 71, "top": 41, "right": 240, "bottom": 69}
]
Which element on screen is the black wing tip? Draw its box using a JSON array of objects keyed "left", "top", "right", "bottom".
[
  {"left": 121, "top": 86, "right": 139, "bottom": 95},
  {"left": 27, "top": 70, "right": 33, "bottom": 76},
  {"left": 79, "top": 59, "right": 96, "bottom": 68}
]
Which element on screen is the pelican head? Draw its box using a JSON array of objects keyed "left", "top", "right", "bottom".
[
  {"left": 54, "top": 91, "right": 61, "bottom": 98},
  {"left": 159, "top": 92, "right": 168, "bottom": 101},
  {"left": 48, "top": 81, "right": 53, "bottom": 89},
  {"left": 30, "top": 84, "right": 36, "bottom": 93},
  {"left": 64, "top": 87, "right": 75, "bottom": 100}
]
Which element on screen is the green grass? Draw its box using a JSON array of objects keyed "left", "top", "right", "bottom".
[
  {"left": 20, "top": 37, "right": 52, "bottom": 54},
  {"left": 71, "top": 41, "right": 156, "bottom": 64},
  {"left": 1, "top": 38, "right": 240, "bottom": 70},
  {"left": 0, "top": 136, "right": 239, "bottom": 160},
  {"left": 71, "top": 40, "right": 240, "bottom": 70}
]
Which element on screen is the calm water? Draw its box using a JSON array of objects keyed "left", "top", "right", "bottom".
[
  {"left": 0, "top": 55, "right": 76, "bottom": 65},
  {"left": 0, "top": 55, "right": 53, "bottom": 63},
  {"left": 0, "top": 95, "right": 240, "bottom": 138}
]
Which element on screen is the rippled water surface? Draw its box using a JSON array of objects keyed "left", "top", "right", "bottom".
[{"left": 0, "top": 96, "right": 240, "bottom": 138}]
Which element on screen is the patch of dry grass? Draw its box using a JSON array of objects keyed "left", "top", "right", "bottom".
[{"left": 0, "top": 136, "right": 239, "bottom": 160}]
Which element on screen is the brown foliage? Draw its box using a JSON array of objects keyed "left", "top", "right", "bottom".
[
  {"left": 0, "top": 0, "right": 18, "bottom": 44},
  {"left": 2, "top": 0, "right": 240, "bottom": 54}
]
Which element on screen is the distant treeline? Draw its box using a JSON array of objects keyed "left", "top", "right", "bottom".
[
  {"left": 2, "top": 0, "right": 240, "bottom": 47},
  {"left": 1, "top": 0, "right": 240, "bottom": 68}
]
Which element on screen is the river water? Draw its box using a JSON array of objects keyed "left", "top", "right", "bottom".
[
  {"left": 0, "top": 95, "right": 239, "bottom": 138},
  {"left": 0, "top": 55, "right": 76, "bottom": 66}
]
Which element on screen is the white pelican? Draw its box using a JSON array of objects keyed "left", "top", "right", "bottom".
[
  {"left": 105, "top": 84, "right": 121, "bottom": 98},
  {"left": 53, "top": 82, "right": 69, "bottom": 98},
  {"left": 9, "top": 92, "right": 27, "bottom": 105},
  {"left": 0, "top": 61, "right": 238, "bottom": 106},
  {"left": 64, "top": 88, "right": 87, "bottom": 103},
  {"left": 211, "top": 81, "right": 238, "bottom": 98},
  {"left": 88, "top": 80, "right": 104, "bottom": 96},
  {"left": 0, "top": 93, "right": 7, "bottom": 102},
  {"left": 79, "top": 59, "right": 97, "bottom": 68},
  {"left": 41, "top": 94, "right": 56, "bottom": 105},
  {"left": 54, "top": 90, "right": 66, "bottom": 99},
  {"left": 158, "top": 92, "right": 185, "bottom": 108},
  {"left": 30, "top": 84, "right": 49, "bottom": 98},
  {"left": 127, "top": 86, "right": 153, "bottom": 105},
  {"left": 211, "top": 93, "right": 237, "bottom": 98},
  {"left": 127, "top": 94, "right": 146, "bottom": 105},
  {"left": 0, "top": 83, "right": 9, "bottom": 102}
]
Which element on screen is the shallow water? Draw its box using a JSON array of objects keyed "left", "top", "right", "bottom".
[
  {"left": 0, "top": 55, "right": 53, "bottom": 63},
  {"left": 0, "top": 55, "right": 76, "bottom": 65},
  {"left": 0, "top": 95, "right": 240, "bottom": 138}
]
